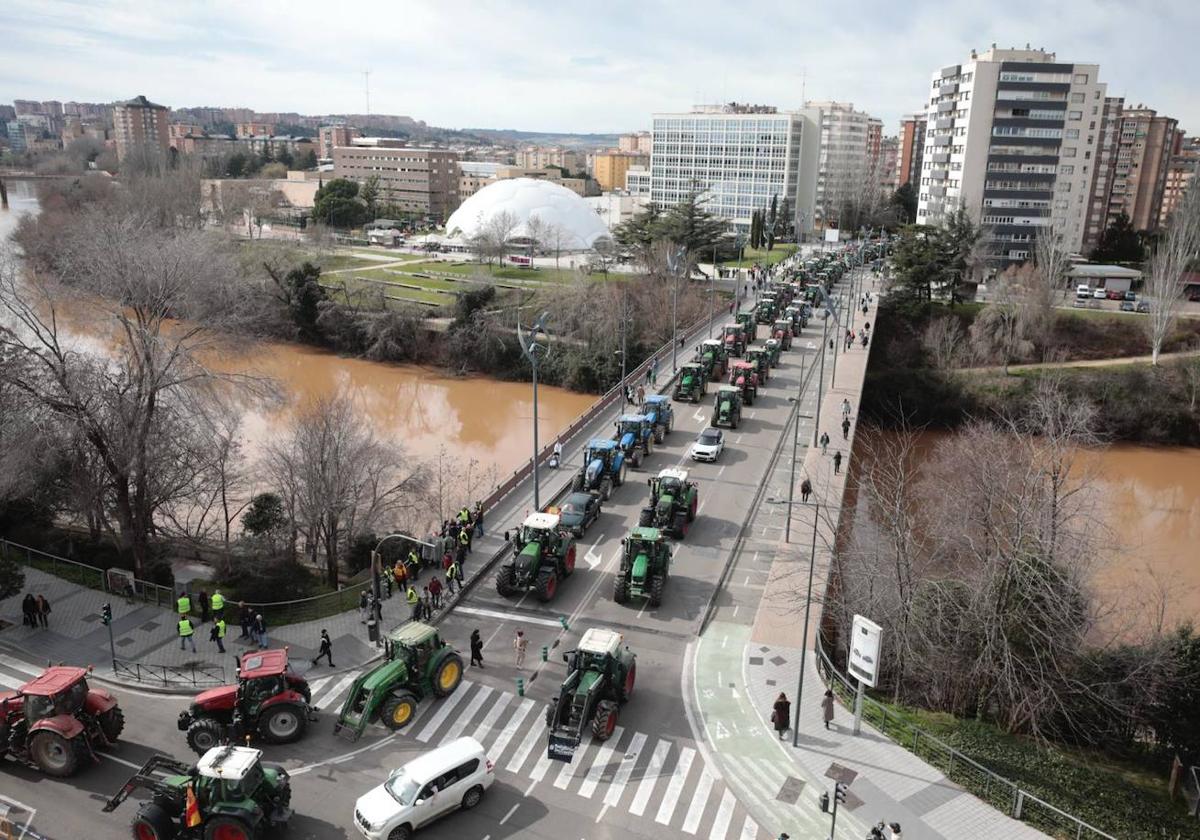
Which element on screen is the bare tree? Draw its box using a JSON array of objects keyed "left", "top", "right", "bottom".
[
  {"left": 1143, "top": 180, "right": 1200, "bottom": 365},
  {"left": 1029, "top": 223, "right": 1072, "bottom": 358},
  {"left": 920, "top": 315, "right": 966, "bottom": 369},
  {"left": 467, "top": 210, "right": 520, "bottom": 271},
  {"left": 543, "top": 222, "right": 574, "bottom": 271},
  {"left": 968, "top": 268, "right": 1033, "bottom": 371}
]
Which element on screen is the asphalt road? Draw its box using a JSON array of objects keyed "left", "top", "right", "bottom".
[{"left": 1, "top": 287, "right": 839, "bottom": 840}]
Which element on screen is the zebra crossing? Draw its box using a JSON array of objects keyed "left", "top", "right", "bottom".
[
  {"left": 0, "top": 653, "right": 44, "bottom": 689},
  {"left": 305, "top": 673, "right": 776, "bottom": 840}
]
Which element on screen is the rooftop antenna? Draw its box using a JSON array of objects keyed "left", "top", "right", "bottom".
[
  {"left": 801, "top": 67, "right": 807, "bottom": 106},
  {"left": 364, "top": 70, "right": 371, "bottom": 117}
]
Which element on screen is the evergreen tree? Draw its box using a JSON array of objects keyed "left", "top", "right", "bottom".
[
  {"left": 312, "top": 178, "right": 366, "bottom": 228},
  {"left": 766, "top": 195, "right": 778, "bottom": 251},
  {"left": 1089, "top": 213, "right": 1145, "bottom": 263},
  {"left": 890, "top": 183, "right": 918, "bottom": 225}
]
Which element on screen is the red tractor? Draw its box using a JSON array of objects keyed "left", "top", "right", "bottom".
[
  {"left": 0, "top": 665, "right": 124, "bottom": 776},
  {"left": 177, "top": 649, "right": 315, "bottom": 755}
]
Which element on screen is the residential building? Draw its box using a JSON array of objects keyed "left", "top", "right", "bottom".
[
  {"left": 332, "top": 142, "right": 460, "bottom": 220},
  {"left": 515, "top": 147, "right": 583, "bottom": 173},
  {"left": 1082, "top": 96, "right": 1124, "bottom": 253},
  {"left": 650, "top": 103, "right": 821, "bottom": 236},
  {"left": 916, "top": 46, "right": 1106, "bottom": 264},
  {"left": 0, "top": 105, "right": 14, "bottom": 122},
  {"left": 236, "top": 121, "right": 276, "bottom": 139},
  {"left": 242, "top": 135, "right": 316, "bottom": 160},
  {"left": 169, "top": 122, "right": 204, "bottom": 144},
  {"left": 4, "top": 121, "right": 28, "bottom": 153},
  {"left": 318, "top": 125, "right": 361, "bottom": 159},
  {"left": 1108, "top": 105, "right": 1178, "bottom": 232},
  {"left": 618, "top": 132, "right": 653, "bottom": 154},
  {"left": 898, "top": 113, "right": 927, "bottom": 187},
  {"left": 1159, "top": 135, "right": 1200, "bottom": 228},
  {"left": 12, "top": 100, "right": 41, "bottom": 117},
  {"left": 593, "top": 151, "right": 649, "bottom": 192},
  {"left": 458, "top": 161, "right": 502, "bottom": 199},
  {"left": 113, "top": 94, "right": 170, "bottom": 162},
  {"left": 806, "top": 101, "right": 881, "bottom": 230},
  {"left": 625, "top": 166, "right": 651, "bottom": 196},
  {"left": 64, "top": 101, "right": 111, "bottom": 122},
  {"left": 877, "top": 137, "right": 899, "bottom": 194},
  {"left": 492, "top": 165, "right": 597, "bottom": 197}
]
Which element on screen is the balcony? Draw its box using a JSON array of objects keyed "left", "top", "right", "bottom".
[
  {"left": 940, "top": 82, "right": 959, "bottom": 95},
  {"left": 933, "top": 135, "right": 951, "bottom": 146},
  {"left": 929, "top": 152, "right": 951, "bottom": 164},
  {"left": 935, "top": 118, "right": 953, "bottom": 130},
  {"left": 929, "top": 185, "right": 946, "bottom": 197},
  {"left": 930, "top": 169, "right": 947, "bottom": 181},
  {"left": 937, "top": 101, "right": 955, "bottom": 113}
]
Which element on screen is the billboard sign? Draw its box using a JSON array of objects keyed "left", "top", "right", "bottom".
[{"left": 848, "top": 614, "right": 883, "bottom": 687}]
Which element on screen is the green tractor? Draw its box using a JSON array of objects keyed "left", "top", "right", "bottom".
[
  {"left": 764, "top": 337, "right": 782, "bottom": 367},
  {"left": 496, "top": 512, "right": 577, "bottom": 601},
  {"left": 712, "top": 384, "right": 743, "bottom": 429},
  {"left": 103, "top": 745, "right": 292, "bottom": 840},
  {"left": 612, "top": 527, "right": 673, "bottom": 606},
  {"left": 746, "top": 346, "right": 771, "bottom": 383},
  {"left": 695, "top": 338, "right": 728, "bottom": 381},
  {"left": 736, "top": 311, "right": 757, "bottom": 343},
  {"left": 333, "top": 623, "right": 464, "bottom": 740},
  {"left": 638, "top": 468, "right": 699, "bottom": 539},
  {"left": 672, "top": 362, "right": 707, "bottom": 403},
  {"left": 755, "top": 296, "right": 777, "bottom": 324},
  {"left": 545, "top": 628, "right": 637, "bottom": 762}
]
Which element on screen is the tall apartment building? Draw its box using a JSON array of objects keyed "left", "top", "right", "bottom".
[
  {"left": 916, "top": 47, "right": 1106, "bottom": 263},
  {"left": 1108, "top": 106, "right": 1177, "bottom": 231},
  {"left": 806, "top": 101, "right": 880, "bottom": 229},
  {"left": 593, "top": 151, "right": 649, "bottom": 192},
  {"left": 514, "top": 147, "right": 582, "bottom": 173},
  {"left": 332, "top": 140, "right": 459, "bottom": 221},
  {"left": 1159, "top": 136, "right": 1200, "bottom": 228},
  {"left": 1082, "top": 96, "right": 1125, "bottom": 252},
  {"left": 877, "top": 137, "right": 900, "bottom": 194},
  {"left": 650, "top": 103, "right": 821, "bottom": 236},
  {"left": 235, "top": 121, "right": 276, "bottom": 139},
  {"left": 898, "top": 113, "right": 927, "bottom": 187},
  {"left": 318, "top": 125, "right": 361, "bottom": 159},
  {"left": 625, "top": 166, "right": 651, "bottom": 196},
  {"left": 619, "top": 132, "right": 653, "bottom": 154},
  {"left": 113, "top": 95, "right": 170, "bottom": 162}
]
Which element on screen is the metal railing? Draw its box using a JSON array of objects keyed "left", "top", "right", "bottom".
[
  {"left": 2, "top": 538, "right": 174, "bottom": 608},
  {"left": 1185, "top": 766, "right": 1200, "bottom": 818},
  {"left": 814, "top": 635, "right": 1118, "bottom": 840},
  {"left": 113, "top": 659, "right": 226, "bottom": 687}
]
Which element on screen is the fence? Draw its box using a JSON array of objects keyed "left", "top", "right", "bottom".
[
  {"left": 2, "top": 538, "right": 174, "bottom": 608},
  {"left": 814, "top": 635, "right": 1118, "bottom": 840},
  {"left": 1185, "top": 766, "right": 1200, "bottom": 818},
  {"left": 113, "top": 659, "right": 226, "bottom": 688}
]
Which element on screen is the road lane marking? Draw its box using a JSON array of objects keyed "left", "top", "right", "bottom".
[
  {"left": 415, "top": 681, "right": 474, "bottom": 742},
  {"left": 603, "top": 731, "right": 647, "bottom": 807},
  {"left": 499, "top": 804, "right": 520, "bottom": 825},
  {"left": 527, "top": 747, "right": 555, "bottom": 784},
  {"left": 312, "top": 673, "right": 358, "bottom": 710},
  {"left": 681, "top": 764, "right": 716, "bottom": 834},
  {"left": 441, "top": 685, "right": 494, "bottom": 745},
  {"left": 0, "top": 656, "right": 45, "bottom": 677},
  {"left": 708, "top": 788, "right": 736, "bottom": 840},
  {"left": 629, "top": 738, "right": 672, "bottom": 816},
  {"left": 486, "top": 697, "right": 535, "bottom": 761},
  {"left": 506, "top": 712, "right": 545, "bottom": 773},
  {"left": 0, "top": 671, "right": 23, "bottom": 690},
  {"left": 655, "top": 745, "right": 695, "bottom": 825},
  {"left": 98, "top": 751, "right": 144, "bottom": 771},
  {"left": 291, "top": 734, "right": 399, "bottom": 774},
  {"left": 553, "top": 737, "right": 598, "bottom": 790},
  {"left": 579, "top": 725, "right": 624, "bottom": 799},
  {"left": 739, "top": 814, "right": 759, "bottom": 840},
  {"left": 469, "top": 691, "right": 512, "bottom": 744},
  {"left": 454, "top": 605, "right": 563, "bottom": 628}
]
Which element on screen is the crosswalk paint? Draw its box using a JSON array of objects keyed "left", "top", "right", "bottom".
[
  {"left": 469, "top": 691, "right": 512, "bottom": 744},
  {"left": 629, "top": 738, "right": 672, "bottom": 816},
  {"left": 0, "top": 670, "right": 23, "bottom": 690},
  {"left": 305, "top": 675, "right": 333, "bottom": 702},
  {"left": 505, "top": 712, "right": 545, "bottom": 774},
  {"left": 486, "top": 698, "right": 535, "bottom": 762},
  {"left": 311, "top": 674, "right": 357, "bottom": 710},
  {"left": 682, "top": 765, "right": 716, "bottom": 835},
  {"left": 527, "top": 746, "right": 555, "bottom": 783},
  {"left": 415, "top": 681, "right": 473, "bottom": 743},
  {"left": 553, "top": 738, "right": 597, "bottom": 790},
  {"left": 440, "top": 685, "right": 494, "bottom": 745},
  {"left": 603, "top": 731, "right": 647, "bottom": 808},
  {"left": 0, "top": 656, "right": 44, "bottom": 677},
  {"left": 738, "top": 815, "right": 759, "bottom": 840},
  {"left": 655, "top": 745, "right": 696, "bottom": 825},
  {"left": 578, "top": 726, "right": 624, "bottom": 799},
  {"left": 708, "top": 789, "right": 736, "bottom": 840}
]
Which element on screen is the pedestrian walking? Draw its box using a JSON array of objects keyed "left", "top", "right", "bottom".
[
  {"left": 842, "top": 417, "right": 851, "bottom": 440},
  {"left": 446, "top": 560, "right": 462, "bottom": 594},
  {"left": 405, "top": 585, "right": 419, "bottom": 621},
  {"left": 253, "top": 614, "right": 268, "bottom": 649},
  {"left": 473, "top": 500, "right": 484, "bottom": 537},
  {"left": 21, "top": 593, "right": 36, "bottom": 628},
  {"left": 178, "top": 615, "right": 196, "bottom": 652},
  {"left": 210, "top": 590, "right": 226, "bottom": 622},
  {"left": 771, "top": 692, "right": 791, "bottom": 739},
  {"left": 822, "top": 688, "right": 836, "bottom": 729},
  {"left": 312, "top": 629, "right": 334, "bottom": 667},
  {"left": 833, "top": 450, "right": 843, "bottom": 475},
  {"left": 828, "top": 337, "right": 834, "bottom": 351},
  {"left": 393, "top": 559, "right": 409, "bottom": 589},
  {"left": 198, "top": 590, "right": 210, "bottom": 624},
  {"left": 514, "top": 630, "right": 529, "bottom": 668},
  {"left": 636, "top": 384, "right": 645, "bottom": 405},
  {"left": 841, "top": 398, "right": 851, "bottom": 418},
  {"left": 862, "top": 303, "right": 868, "bottom": 315},
  {"left": 889, "top": 823, "right": 903, "bottom": 840},
  {"left": 429, "top": 576, "right": 443, "bottom": 609},
  {"left": 35, "top": 594, "right": 50, "bottom": 628},
  {"left": 470, "top": 629, "right": 484, "bottom": 667},
  {"left": 210, "top": 617, "right": 227, "bottom": 653},
  {"left": 862, "top": 332, "right": 869, "bottom": 348},
  {"left": 383, "top": 572, "right": 393, "bottom": 599},
  {"left": 421, "top": 587, "right": 433, "bottom": 621},
  {"left": 359, "top": 590, "right": 370, "bottom": 624},
  {"left": 239, "top": 602, "right": 253, "bottom": 638},
  {"left": 819, "top": 431, "right": 830, "bottom": 455},
  {"left": 176, "top": 590, "right": 191, "bottom": 618},
  {"left": 800, "top": 478, "right": 812, "bottom": 503}
]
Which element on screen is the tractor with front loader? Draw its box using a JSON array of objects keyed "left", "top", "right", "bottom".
[
  {"left": 712, "top": 384, "right": 743, "bottom": 428},
  {"left": 0, "top": 665, "right": 124, "bottom": 777},
  {"left": 545, "top": 628, "right": 637, "bottom": 763},
  {"left": 612, "top": 527, "right": 673, "bottom": 607},
  {"left": 333, "top": 622, "right": 464, "bottom": 739},
  {"left": 638, "top": 468, "right": 699, "bottom": 539},
  {"left": 613, "top": 413, "right": 655, "bottom": 467},
  {"left": 571, "top": 438, "right": 627, "bottom": 500},
  {"left": 495, "top": 512, "right": 578, "bottom": 602},
  {"left": 177, "top": 649, "right": 315, "bottom": 755},
  {"left": 736, "top": 311, "right": 757, "bottom": 343},
  {"left": 672, "top": 362, "right": 707, "bottom": 403},
  {"left": 103, "top": 745, "right": 292, "bottom": 840},
  {"left": 755, "top": 296, "right": 778, "bottom": 324},
  {"left": 729, "top": 359, "right": 759, "bottom": 405},
  {"left": 722, "top": 323, "right": 746, "bottom": 357},
  {"left": 641, "top": 394, "right": 674, "bottom": 443}
]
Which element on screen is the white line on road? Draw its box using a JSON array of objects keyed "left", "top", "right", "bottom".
[
  {"left": 289, "top": 732, "right": 399, "bottom": 775},
  {"left": 454, "top": 605, "right": 563, "bottom": 628},
  {"left": 499, "top": 804, "right": 520, "bottom": 825},
  {"left": 312, "top": 673, "right": 357, "bottom": 709},
  {"left": 654, "top": 745, "right": 695, "bottom": 825},
  {"left": 579, "top": 725, "right": 624, "bottom": 799},
  {"left": 415, "top": 681, "right": 473, "bottom": 742},
  {"left": 739, "top": 814, "right": 759, "bottom": 840},
  {"left": 527, "top": 748, "right": 555, "bottom": 784},
  {"left": 603, "top": 731, "right": 646, "bottom": 807},
  {"left": 629, "top": 738, "right": 672, "bottom": 816},
  {"left": 708, "top": 789, "right": 736, "bottom": 840},
  {"left": 469, "top": 691, "right": 512, "bottom": 744},
  {"left": 0, "top": 655, "right": 45, "bottom": 677},
  {"left": 681, "top": 764, "right": 716, "bottom": 834},
  {"left": 441, "top": 685, "right": 494, "bottom": 745},
  {"left": 486, "top": 697, "right": 535, "bottom": 761},
  {"left": 506, "top": 713, "right": 545, "bottom": 774},
  {"left": 718, "top": 465, "right": 726, "bottom": 477},
  {"left": 98, "top": 751, "right": 144, "bottom": 771}
]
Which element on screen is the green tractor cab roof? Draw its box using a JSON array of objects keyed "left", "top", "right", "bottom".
[
  {"left": 717, "top": 384, "right": 740, "bottom": 394},
  {"left": 196, "top": 745, "right": 264, "bottom": 781},
  {"left": 387, "top": 622, "right": 440, "bottom": 647},
  {"left": 643, "top": 394, "right": 669, "bottom": 406},
  {"left": 629, "top": 526, "right": 663, "bottom": 541}
]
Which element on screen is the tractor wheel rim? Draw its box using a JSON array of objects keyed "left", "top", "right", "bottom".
[
  {"left": 39, "top": 738, "right": 69, "bottom": 769},
  {"left": 565, "top": 546, "right": 576, "bottom": 571},
  {"left": 606, "top": 713, "right": 617, "bottom": 736},
  {"left": 439, "top": 660, "right": 461, "bottom": 690},
  {"left": 213, "top": 824, "right": 248, "bottom": 840},
  {"left": 393, "top": 701, "right": 414, "bottom": 725},
  {"left": 194, "top": 730, "right": 216, "bottom": 749},
  {"left": 134, "top": 822, "right": 157, "bottom": 840},
  {"left": 269, "top": 711, "right": 299, "bottom": 738},
  {"left": 546, "top": 575, "right": 557, "bottom": 596}
]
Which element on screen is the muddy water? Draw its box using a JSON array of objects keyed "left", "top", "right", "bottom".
[{"left": 0, "top": 180, "right": 596, "bottom": 482}]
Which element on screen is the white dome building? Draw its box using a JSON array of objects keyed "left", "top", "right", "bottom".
[{"left": 446, "top": 178, "right": 611, "bottom": 250}]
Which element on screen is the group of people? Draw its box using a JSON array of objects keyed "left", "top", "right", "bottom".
[
  {"left": 175, "top": 588, "right": 240, "bottom": 655},
  {"left": 19, "top": 593, "right": 51, "bottom": 629},
  {"left": 464, "top": 627, "right": 530, "bottom": 670}
]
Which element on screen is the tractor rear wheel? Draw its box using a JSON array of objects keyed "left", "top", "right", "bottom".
[
  {"left": 561, "top": 544, "right": 576, "bottom": 578},
  {"left": 638, "top": 507, "right": 654, "bottom": 527},
  {"left": 185, "top": 718, "right": 224, "bottom": 755},
  {"left": 613, "top": 576, "right": 628, "bottom": 604},
  {"left": 645, "top": 436, "right": 654, "bottom": 455},
  {"left": 673, "top": 511, "right": 688, "bottom": 539},
  {"left": 591, "top": 703, "right": 619, "bottom": 740},
  {"left": 535, "top": 569, "right": 558, "bottom": 602},
  {"left": 630, "top": 449, "right": 641, "bottom": 468},
  {"left": 650, "top": 576, "right": 666, "bottom": 608},
  {"left": 654, "top": 426, "right": 664, "bottom": 445},
  {"left": 29, "top": 731, "right": 82, "bottom": 777},
  {"left": 203, "top": 815, "right": 252, "bottom": 840},
  {"left": 381, "top": 692, "right": 419, "bottom": 730},
  {"left": 260, "top": 703, "right": 307, "bottom": 743},
  {"left": 599, "top": 477, "right": 613, "bottom": 500},
  {"left": 130, "top": 802, "right": 176, "bottom": 840},
  {"left": 99, "top": 706, "right": 126, "bottom": 742},
  {"left": 687, "top": 495, "right": 698, "bottom": 522},
  {"left": 495, "top": 565, "right": 517, "bottom": 597},
  {"left": 432, "top": 653, "right": 465, "bottom": 698},
  {"left": 618, "top": 463, "right": 628, "bottom": 486},
  {"left": 571, "top": 474, "right": 584, "bottom": 492}
]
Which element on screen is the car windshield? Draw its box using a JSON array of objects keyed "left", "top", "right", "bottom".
[
  {"left": 562, "top": 500, "right": 582, "bottom": 513},
  {"left": 385, "top": 772, "right": 420, "bottom": 806},
  {"left": 700, "top": 430, "right": 721, "bottom": 444}
]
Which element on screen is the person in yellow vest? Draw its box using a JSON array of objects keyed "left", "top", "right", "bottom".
[
  {"left": 458, "top": 526, "right": 471, "bottom": 556},
  {"left": 177, "top": 591, "right": 191, "bottom": 618},
  {"left": 210, "top": 590, "right": 225, "bottom": 621},
  {"left": 210, "top": 617, "right": 226, "bottom": 653},
  {"left": 446, "top": 559, "right": 462, "bottom": 595},
  {"left": 178, "top": 616, "right": 196, "bottom": 652},
  {"left": 405, "top": 585, "right": 420, "bottom": 621}
]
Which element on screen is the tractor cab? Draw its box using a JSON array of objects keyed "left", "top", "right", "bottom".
[
  {"left": 641, "top": 395, "right": 674, "bottom": 443},
  {"left": 234, "top": 649, "right": 296, "bottom": 712},
  {"left": 673, "top": 362, "right": 706, "bottom": 403},
  {"left": 712, "top": 384, "right": 743, "bottom": 428},
  {"left": 196, "top": 745, "right": 269, "bottom": 801},
  {"left": 722, "top": 323, "right": 746, "bottom": 357},
  {"left": 697, "top": 338, "right": 728, "bottom": 378},
  {"left": 745, "top": 347, "right": 771, "bottom": 382},
  {"left": 516, "top": 512, "right": 563, "bottom": 555},
  {"left": 384, "top": 621, "right": 446, "bottom": 680},
  {"left": 756, "top": 296, "right": 777, "bottom": 324},
  {"left": 735, "top": 311, "right": 756, "bottom": 340},
  {"left": 729, "top": 360, "right": 759, "bottom": 404},
  {"left": 16, "top": 667, "right": 92, "bottom": 722},
  {"left": 614, "top": 414, "right": 653, "bottom": 465},
  {"left": 764, "top": 338, "right": 782, "bottom": 366},
  {"left": 651, "top": 467, "right": 689, "bottom": 502},
  {"left": 772, "top": 320, "right": 793, "bottom": 350}
]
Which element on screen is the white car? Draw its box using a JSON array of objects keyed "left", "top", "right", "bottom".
[
  {"left": 353, "top": 737, "right": 494, "bottom": 840},
  {"left": 1092, "top": 288, "right": 1107, "bottom": 300},
  {"left": 691, "top": 427, "right": 725, "bottom": 462}
]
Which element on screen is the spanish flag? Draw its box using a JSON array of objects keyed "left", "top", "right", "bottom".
[{"left": 185, "top": 784, "right": 202, "bottom": 828}]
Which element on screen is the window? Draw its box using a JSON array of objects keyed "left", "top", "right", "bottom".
[
  {"left": 1073, "top": 73, "right": 1089, "bottom": 84},
  {"left": 1066, "top": 129, "right": 1080, "bottom": 139},
  {"left": 1069, "top": 111, "right": 1082, "bottom": 121},
  {"left": 1071, "top": 92, "right": 1085, "bottom": 103},
  {"left": 1063, "top": 147, "right": 1077, "bottom": 158}
]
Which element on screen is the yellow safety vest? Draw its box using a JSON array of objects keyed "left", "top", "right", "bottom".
[
  {"left": 406, "top": 588, "right": 418, "bottom": 605},
  {"left": 459, "top": 530, "right": 470, "bottom": 546},
  {"left": 447, "top": 563, "right": 460, "bottom": 580},
  {"left": 178, "top": 618, "right": 194, "bottom": 637},
  {"left": 177, "top": 595, "right": 191, "bottom": 615},
  {"left": 458, "top": 509, "right": 470, "bottom": 523},
  {"left": 211, "top": 592, "right": 225, "bottom": 612},
  {"left": 214, "top": 620, "right": 226, "bottom": 638}
]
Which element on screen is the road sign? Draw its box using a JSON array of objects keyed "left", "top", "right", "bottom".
[{"left": 848, "top": 614, "right": 882, "bottom": 688}]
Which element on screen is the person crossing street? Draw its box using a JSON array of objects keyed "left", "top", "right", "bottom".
[
  {"left": 446, "top": 559, "right": 462, "bottom": 594},
  {"left": 178, "top": 615, "right": 196, "bottom": 653},
  {"left": 209, "top": 616, "right": 227, "bottom": 653},
  {"left": 312, "top": 629, "right": 334, "bottom": 667},
  {"left": 513, "top": 629, "right": 529, "bottom": 668},
  {"left": 428, "top": 576, "right": 443, "bottom": 609},
  {"left": 470, "top": 629, "right": 484, "bottom": 667}
]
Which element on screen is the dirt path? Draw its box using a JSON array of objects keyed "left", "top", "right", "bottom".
[{"left": 960, "top": 347, "right": 1200, "bottom": 374}]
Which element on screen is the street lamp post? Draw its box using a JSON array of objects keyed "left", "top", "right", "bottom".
[
  {"left": 518, "top": 312, "right": 552, "bottom": 512},
  {"left": 785, "top": 342, "right": 815, "bottom": 543},
  {"left": 813, "top": 307, "right": 829, "bottom": 447},
  {"left": 667, "top": 245, "right": 686, "bottom": 372}
]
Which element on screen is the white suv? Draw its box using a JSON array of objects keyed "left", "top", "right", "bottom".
[{"left": 353, "top": 737, "right": 494, "bottom": 840}]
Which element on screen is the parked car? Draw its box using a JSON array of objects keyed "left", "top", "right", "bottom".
[
  {"left": 1120, "top": 301, "right": 1135, "bottom": 312},
  {"left": 1137, "top": 301, "right": 1151, "bottom": 313},
  {"left": 1124, "top": 291, "right": 1137, "bottom": 302},
  {"left": 553, "top": 491, "right": 603, "bottom": 537},
  {"left": 1076, "top": 284, "right": 1091, "bottom": 300},
  {"left": 353, "top": 737, "right": 494, "bottom": 840},
  {"left": 690, "top": 427, "right": 725, "bottom": 462},
  {"left": 1106, "top": 289, "right": 1124, "bottom": 301},
  {"left": 1093, "top": 288, "right": 1108, "bottom": 300}
]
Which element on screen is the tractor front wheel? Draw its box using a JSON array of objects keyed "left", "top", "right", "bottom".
[
  {"left": 599, "top": 476, "right": 613, "bottom": 501},
  {"left": 561, "top": 544, "right": 576, "bottom": 578},
  {"left": 260, "top": 703, "right": 307, "bottom": 744},
  {"left": 638, "top": 507, "right": 654, "bottom": 527},
  {"left": 131, "top": 802, "right": 176, "bottom": 840},
  {"left": 381, "top": 692, "right": 419, "bottom": 730},
  {"left": 432, "top": 653, "right": 465, "bottom": 697},
  {"left": 29, "top": 731, "right": 82, "bottom": 777},
  {"left": 99, "top": 706, "right": 126, "bottom": 742},
  {"left": 591, "top": 703, "right": 619, "bottom": 741},
  {"left": 185, "top": 718, "right": 224, "bottom": 755},
  {"left": 654, "top": 426, "right": 664, "bottom": 445},
  {"left": 613, "top": 576, "right": 628, "bottom": 604},
  {"left": 495, "top": 565, "right": 517, "bottom": 597},
  {"left": 203, "top": 815, "right": 252, "bottom": 840},
  {"left": 650, "top": 576, "right": 666, "bottom": 608},
  {"left": 621, "top": 663, "right": 637, "bottom": 702},
  {"left": 645, "top": 436, "right": 654, "bottom": 456},
  {"left": 535, "top": 569, "right": 558, "bottom": 602},
  {"left": 571, "top": 473, "right": 584, "bottom": 492}
]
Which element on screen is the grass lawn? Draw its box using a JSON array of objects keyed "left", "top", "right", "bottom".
[
  {"left": 322, "top": 278, "right": 451, "bottom": 309},
  {"left": 400, "top": 261, "right": 580, "bottom": 284},
  {"left": 721, "top": 244, "right": 798, "bottom": 269},
  {"left": 316, "top": 255, "right": 388, "bottom": 272}
]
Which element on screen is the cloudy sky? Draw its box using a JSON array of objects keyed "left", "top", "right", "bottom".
[{"left": 2, "top": 0, "right": 1197, "bottom": 135}]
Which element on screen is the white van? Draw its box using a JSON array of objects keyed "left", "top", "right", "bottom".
[
  {"left": 353, "top": 737, "right": 494, "bottom": 840},
  {"left": 1076, "top": 284, "right": 1091, "bottom": 300}
]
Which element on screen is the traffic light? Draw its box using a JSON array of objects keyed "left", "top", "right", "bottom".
[
  {"left": 834, "top": 782, "right": 848, "bottom": 804},
  {"left": 101, "top": 603, "right": 112, "bottom": 626}
]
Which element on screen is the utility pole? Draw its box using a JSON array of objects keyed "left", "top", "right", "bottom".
[
  {"left": 792, "top": 499, "right": 821, "bottom": 746},
  {"left": 667, "top": 245, "right": 686, "bottom": 372},
  {"left": 364, "top": 70, "right": 372, "bottom": 117},
  {"left": 519, "top": 312, "right": 552, "bottom": 511}
]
